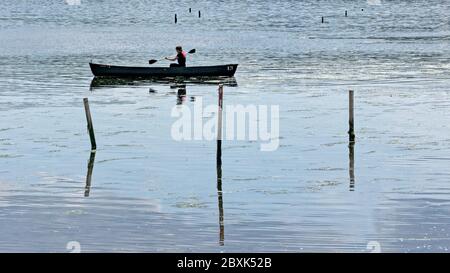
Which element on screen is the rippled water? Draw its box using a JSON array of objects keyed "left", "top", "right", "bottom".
[{"left": 1, "top": 0, "right": 450, "bottom": 252}]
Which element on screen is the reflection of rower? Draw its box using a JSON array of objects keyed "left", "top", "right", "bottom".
[
  {"left": 164, "top": 46, "right": 187, "bottom": 67},
  {"left": 176, "top": 85, "right": 187, "bottom": 105}
]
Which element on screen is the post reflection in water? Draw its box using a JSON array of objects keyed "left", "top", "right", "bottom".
[
  {"left": 217, "top": 139, "right": 224, "bottom": 246},
  {"left": 84, "top": 151, "right": 96, "bottom": 197},
  {"left": 216, "top": 84, "right": 224, "bottom": 246},
  {"left": 349, "top": 142, "right": 355, "bottom": 191}
]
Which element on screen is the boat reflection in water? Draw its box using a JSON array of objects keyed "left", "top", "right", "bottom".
[{"left": 89, "top": 76, "right": 238, "bottom": 90}]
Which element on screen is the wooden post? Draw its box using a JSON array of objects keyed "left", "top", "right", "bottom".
[
  {"left": 217, "top": 84, "right": 223, "bottom": 166},
  {"left": 321, "top": 16, "right": 324, "bottom": 23},
  {"left": 217, "top": 84, "right": 223, "bottom": 141},
  {"left": 348, "top": 90, "right": 355, "bottom": 143},
  {"left": 348, "top": 90, "right": 355, "bottom": 190},
  {"left": 175, "top": 13, "right": 177, "bottom": 24},
  {"left": 345, "top": 10, "right": 348, "bottom": 17},
  {"left": 83, "top": 98, "right": 97, "bottom": 151},
  {"left": 189, "top": 8, "right": 191, "bottom": 13},
  {"left": 198, "top": 10, "right": 201, "bottom": 18}
]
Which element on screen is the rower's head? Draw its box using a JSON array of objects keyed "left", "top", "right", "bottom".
[{"left": 176, "top": 46, "right": 183, "bottom": 53}]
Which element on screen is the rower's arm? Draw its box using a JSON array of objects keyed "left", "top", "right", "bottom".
[{"left": 165, "top": 55, "right": 177, "bottom": 61}]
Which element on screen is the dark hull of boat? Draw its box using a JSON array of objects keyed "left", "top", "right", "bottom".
[{"left": 89, "top": 63, "right": 238, "bottom": 78}]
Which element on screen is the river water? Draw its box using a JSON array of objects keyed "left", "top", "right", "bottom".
[{"left": 1, "top": 0, "right": 450, "bottom": 252}]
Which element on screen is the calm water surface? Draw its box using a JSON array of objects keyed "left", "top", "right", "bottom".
[{"left": 1, "top": 0, "right": 450, "bottom": 252}]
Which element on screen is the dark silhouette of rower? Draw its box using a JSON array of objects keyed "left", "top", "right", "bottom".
[{"left": 165, "top": 46, "right": 186, "bottom": 67}]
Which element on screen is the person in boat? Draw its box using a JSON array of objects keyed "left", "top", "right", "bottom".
[{"left": 165, "top": 46, "right": 186, "bottom": 67}]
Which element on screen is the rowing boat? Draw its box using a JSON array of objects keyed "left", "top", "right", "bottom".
[{"left": 89, "top": 63, "right": 238, "bottom": 78}]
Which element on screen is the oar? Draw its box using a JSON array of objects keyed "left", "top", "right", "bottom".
[{"left": 148, "top": 49, "right": 196, "bottom": 64}]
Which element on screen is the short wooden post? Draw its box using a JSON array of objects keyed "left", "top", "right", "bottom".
[
  {"left": 321, "top": 16, "right": 324, "bottom": 23},
  {"left": 198, "top": 10, "right": 201, "bottom": 18},
  {"left": 348, "top": 90, "right": 355, "bottom": 143},
  {"left": 345, "top": 10, "right": 348, "bottom": 17},
  {"left": 175, "top": 13, "right": 177, "bottom": 24},
  {"left": 189, "top": 8, "right": 191, "bottom": 13},
  {"left": 83, "top": 98, "right": 97, "bottom": 151}
]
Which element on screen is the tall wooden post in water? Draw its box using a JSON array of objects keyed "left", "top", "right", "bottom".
[
  {"left": 348, "top": 90, "right": 355, "bottom": 190},
  {"left": 348, "top": 90, "right": 355, "bottom": 143},
  {"left": 83, "top": 98, "right": 97, "bottom": 151}
]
